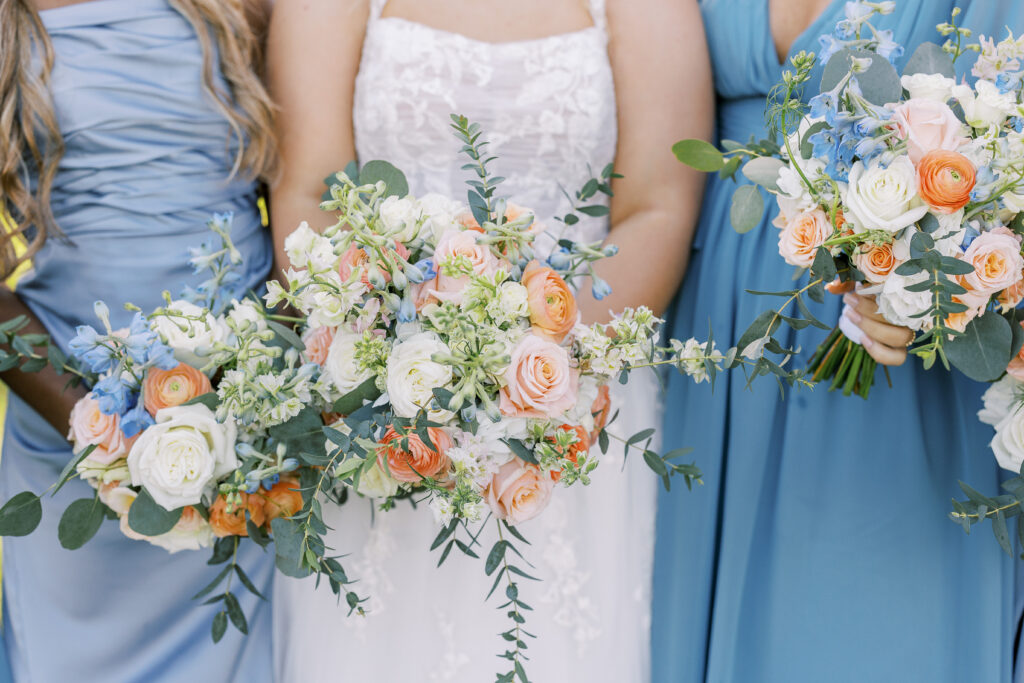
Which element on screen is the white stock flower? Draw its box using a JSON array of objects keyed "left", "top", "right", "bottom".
[
  {"left": 952, "top": 81, "right": 1016, "bottom": 129},
  {"left": 672, "top": 338, "right": 725, "bottom": 384},
  {"left": 284, "top": 222, "right": 335, "bottom": 272},
  {"left": 487, "top": 282, "right": 530, "bottom": 325},
  {"left": 417, "top": 193, "right": 465, "bottom": 244},
  {"left": 324, "top": 330, "right": 376, "bottom": 395},
  {"left": 127, "top": 404, "right": 238, "bottom": 510},
  {"left": 843, "top": 157, "right": 928, "bottom": 233},
  {"left": 151, "top": 300, "right": 227, "bottom": 368},
  {"left": 379, "top": 195, "right": 423, "bottom": 243},
  {"left": 564, "top": 375, "right": 600, "bottom": 434},
  {"left": 356, "top": 462, "right": 400, "bottom": 499},
  {"left": 900, "top": 73, "right": 955, "bottom": 102},
  {"left": 226, "top": 299, "right": 268, "bottom": 336},
  {"left": 385, "top": 332, "right": 454, "bottom": 421},
  {"left": 875, "top": 271, "right": 933, "bottom": 331}
]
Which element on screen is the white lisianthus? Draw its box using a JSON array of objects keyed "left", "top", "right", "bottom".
[
  {"left": 379, "top": 195, "right": 423, "bottom": 243},
  {"left": 671, "top": 338, "right": 725, "bottom": 384},
  {"left": 417, "top": 193, "right": 465, "bottom": 244},
  {"left": 1003, "top": 192, "right": 1024, "bottom": 215},
  {"left": 843, "top": 157, "right": 928, "bottom": 233},
  {"left": 284, "top": 222, "right": 336, "bottom": 272},
  {"left": 126, "top": 404, "right": 238, "bottom": 510},
  {"left": 487, "top": 282, "right": 530, "bottom": 325},
  {"left": 429, "top": 496, "right": 456, "bottom": 525},
  {"left": 356, "top": 462, "right": 400, "bottom": 499},
  {"left": 301, "top": 272, "right": 366, "bottom": 329},
  {"left": 980, "top": 375, "right": 1022, "bottom": 427},
  {"left": 563, "top": 375, "right": 601, "bottom": 434},
  {"left": 385, "top": 332, "right": 454, "bottom": 421},
  {"left": 119, "top": 508, "right": 214, "bottom": 554},
  {"left": 151, "top": 300, "right": 227, "bottom": 368},
  {"left": 952, "top": 81, "right": 1016, "bottom": 129},
  {"left": 900, "top": 73, "right": 955, "bottom": 102},
  {"left": 324, "top": 330, "right": 376, "bottom": 395},
  {"left": 875, "top": 271, "right": 933, "bottom": 331}
]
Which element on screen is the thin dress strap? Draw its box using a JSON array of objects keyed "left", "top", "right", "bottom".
[
  {"left": 586, "top": 0, "right": 607, "bottom": 33},
  {"left": 368, "top": 0, "right": 388, "bottom": 22}
]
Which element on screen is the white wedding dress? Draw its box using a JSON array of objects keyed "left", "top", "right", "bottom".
[{"left": 273, "top": 1, "right": 663, "bottom": 680}]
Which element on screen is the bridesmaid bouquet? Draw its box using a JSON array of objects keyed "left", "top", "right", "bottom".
[
  {"left": 267, "top": 115, "right": 723, "bottom": 681},
  {"left": 675, "top": 1, "right": 1024, "bottom": 398},
  {"left": 0, "top": 215, "right": 345, "bottom": 642}
]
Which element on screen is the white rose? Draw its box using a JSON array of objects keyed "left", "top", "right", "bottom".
[
  {"left": 843, "top": 157, "right": 928, "bottom": 233},
  {"left": 417, "top": 193, "right": 465, "bottom": 244},
  {"left": 980, "top": 375, "right": 1022, "bottom": 427},
  {"left": 324, "top": 329, "right": 375, "bottom": 395},
  {"left": 385, "top": 332, "right": 454, "bottom": 421},
  {"left": 127, "top": 404, "right": 238, "bottom": 510},
  {"left": 355, "top": 462, "right": 400, "bottom": 499},
  {"left": 379, "top": 195, "right": 423, "bottom": 243},
  {"left": 875, "top": 271, "right": 933, "bottom": 331},
  {"left": 284, "top": 222, "right": 335, "bottom": 272},
  {"left": 119, "top": 508, "right": 214, "bottom": 554},
  {"left": 990, "top": 401, "right": 1024, "bottom": 473},
  {"left": 952, "top": 81, "right": 1016, "bottom": 129},
  {"left": 151, "top": 300, "right": 227, "bottom": 368},
  {"left": 900, "top": 73, "right": 955, "bottom": 102}
]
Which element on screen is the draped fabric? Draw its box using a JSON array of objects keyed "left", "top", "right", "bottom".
[{"left": 0, "top": 2, "right": 273, "bottom": 681}]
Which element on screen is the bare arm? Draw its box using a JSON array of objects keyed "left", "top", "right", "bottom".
[
  {"left": 266, "top": 0, "right": 368, "bottom": 280},
  {"left": 0, "top": 289, "right": 86, "bottom": 433},
  {"left": 579, "top": 0, "right": 713, "bottom": 322}
]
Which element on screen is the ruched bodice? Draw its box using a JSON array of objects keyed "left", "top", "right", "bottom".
[{"left": 1, "top": 3, "right": 273, "bottom": 682}]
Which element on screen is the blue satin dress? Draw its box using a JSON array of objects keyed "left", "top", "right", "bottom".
[
  {"left": 0, "top": 2, "right": 274, "bottom": 681},
  {"left": 652, "top": 1, "right": 1024, "bottom": 681}
]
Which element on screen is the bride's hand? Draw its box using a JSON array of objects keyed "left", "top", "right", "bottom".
[{"left": 841, "top": 291, "right": 915, "bottom": 367}]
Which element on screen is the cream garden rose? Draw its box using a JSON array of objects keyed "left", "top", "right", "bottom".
[
  {"left": 900, "top": 73, "right": 955, "bottom": 102},
  {"left": 126, "top": 404, "right": 238, "bottom": 510},
  {"left": 385, "top": 331, "right": 454, "bottom": 421},
  {"left": 150, "top": 300, "right": 227, "bottom": 369},
  {"left": 843, "top": 157, "right": 929, "bottom": 233},
  {"left": 875, "top": 271, "right": 934, "bottom": 331},
  {"left": 324, "top": 329, "right": 376, "bottom": 395},
  {"left": 986, "top": 392, "right": 1024, "bottom": 473},
  {"left": 952, "top": 80, "right": 1017, "bottom": 129}
]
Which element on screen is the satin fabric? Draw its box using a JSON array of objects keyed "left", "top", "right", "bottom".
[
  {"left": 652, "top": 1, "right": 1024, "bottom": 681},
  {"left": 0, "top": 2, "right": 273, "bottom": 681}
]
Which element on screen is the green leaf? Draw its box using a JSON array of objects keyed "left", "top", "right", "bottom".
[
  {"left": 266, "top": 320, "right": 304, "bottom": 351},
  {"left": 0, "top": 491, "right": 42, "bottom": 536},
  {"left": 903, "top": 41, "right": 956, "bottom": 79},
  {"left": 271, "top": 517, "right": 311, "bottom": 579},
  {"left": 736, "top": 309, "right": 781, "bottom": 356},
  {"left": 994, "top": 510, "right": 1013, "bottom": 556},
  {"left": 671, "top": 139, "right": 725, "bottom": 172},
  {"left": 503, "top": 439, "right": 539, "bottom": 465},
  {"left": 359, "top": 160, "right": 409, "bottom": 198},
  {"left": 729, "top": 185, "right": 764, "bottom": 234},
  {"left": 126, "top": 488, "right": 183, "bottom": 536},
  {"left": 57, "top": 497, "right": 106, "bottom": 550},
  {"left": 332, "top": 377, "right": 382, "bottom": 416},
  {"left": 182, "top": 392, "right": 220, "bottom": 410},
  {"left": 577, "top": 205, "right": 609, "bottom": 217},
  {"left": 224, "top": 592, "right": 248, "bottom": 634},
  {"left": 741, "top": 157, "right": 785, "bottom": 191},
  {"left": 269, "top": 406, "right": 328, "bottom": 459},
  {"left": 192, "top": 563, "right": 233, "bottom": 600},
  {"left": 945, "top": 312, "right": 1013, "bottom": 382},
  {"left": 643, "top": 450, "right": 668, "bottom": 476},
  {"left": 485, "top": 540, "right": 508, "bottom": 576},
  {"left": 211, "top": 611, "right": 228, "bottom": 643},
  {"left": 821, "top": 49, "right": 901, "bottom": 106},
  {"left": 52, "top": 444, "right": 97, "bottom": 496},
  {"left": 800, "top": 121, "right": 830, "bottom": 159}
]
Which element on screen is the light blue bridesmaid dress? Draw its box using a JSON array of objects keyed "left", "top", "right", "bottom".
[
  {"left": 653, "top": 1, "right": 1024, "bottom": 681},
  {"left": 0, "top": 2, "right": 274, "bottom": 681}
]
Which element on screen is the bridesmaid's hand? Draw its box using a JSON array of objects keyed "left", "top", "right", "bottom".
[{"left": 841, "top": 292, "right": 915, "bottom": 367}]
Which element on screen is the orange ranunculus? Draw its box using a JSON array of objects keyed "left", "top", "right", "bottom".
[
  {"left": 262, "top": 476, "right": 304, "bottom": 522},
  {"left": 588, "top": 384, "right": 612, "bottom": 446},
  {"left": 209, "top": 492, "right": 266, "bottom": 538},
  {"left": 142, "top": 363, "right": 213, "bottom": 417},
  {"left": 916, "top": 150, "right": 976, "bottom": 214},
  {"left": 521, "top": 260, "right": 578, "bottom": 343},
  {"left": 549, "top": 425, "right": 590, "bottom": 482},
  {"left": 376, "top": 425, "right": 453, "bottom": 483}
]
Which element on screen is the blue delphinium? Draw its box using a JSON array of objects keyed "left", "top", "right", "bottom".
[{"left": 120, "top": 399, "right": 155, "bottom": 438}]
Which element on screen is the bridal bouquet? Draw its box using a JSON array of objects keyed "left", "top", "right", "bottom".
[
  {"left": 675, "top": 2, "right": 1024, "bottom": 397},
  {"left": 0, "top": 215, "right": 338, "bottom": 642},
  {"left": 267, "top": 115, "right": 723, "bottom": 682}
]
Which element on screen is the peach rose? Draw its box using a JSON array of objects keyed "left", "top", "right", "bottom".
[
  {"left": 777, "top": 208, "right": 832, "bottom": 268},
  {"left": 209, "top": 492, "right": 265, "bottom": 538},
  {"left": 855, "top": 242, "right": 904, "bottom": 284},
  {"left": 262, "top": 476, "right": 304, "bottom": 522},
  {"left": 521, "top": 260, "right": 578, "bottom": 343},
  {"left": 588, "top": 384, "right": 612, "bottom": 446},
  {"left": 428, "top": 230, "right": 501, "bottom": 304},
  {"left": 916, "top": 150, "right": 976, "bottom": 214},
  {"left": 1009, "top": 322, "right": 1024, "bottom": 381},
  {"left": 892, "top": 99, "right": 967, "bottom": 165},
  {"left": 945, "top": 293, "right": 987, "bottom": 333},
  {"left": 142, "top": 363, "right": 213, "bottom": 417},
  {"left": 302, "top": 326, "right": 335, "bottom": 366},
  {"left": 68, "top": 393, "right": 135, "bottom": 465},
  {"left": 500, "top": 334, "right": 579, "bottom": 419},
  {"left": 484, "top": 459, "right": 554, "bottom": 526},
  {"left": 999, "top": 270, "right": 1024, "bottom": 311},
  {"left": 376, "top": 426, "right": 453, "bottom": 483},
  {"left": 961, "top": 226, "right": 1024, "bottom": 295},
  {"left": 548, "top": 425, "right": 589, "bottom": 482},
  {"left": 338, "top": 242, "right": 410, "bottom": 287}
]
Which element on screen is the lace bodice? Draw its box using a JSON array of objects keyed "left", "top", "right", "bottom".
[{"left": 353, "top": 0, "right": 617, "bottom": 247}]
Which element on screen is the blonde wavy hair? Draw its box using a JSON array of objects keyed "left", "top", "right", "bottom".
[{"left": 0, "top": 0, "right": 276, "bottom": 279}]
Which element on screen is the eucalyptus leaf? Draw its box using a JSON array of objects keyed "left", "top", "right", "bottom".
[
  {"left": 332, "top": 377, "right": 382, "bottom": 416},
  {"left": 359, "top": 160, "right": 409, "bottom": 198},
  {"left": 266, "top": 320, "right": 304, "bottom": 351},
  {"left": 0, "top": 491, "right": 42, "bottom": 537},
  {"left": 945, "top": 312, "right": 1013, "bottom": 382},
  {"left": 127, "top": 488, "right": 183, "bottom": 537},
  {"left": 903, "top": 42, "right": 955, "bottom": 79},
  {"left": 729, "top": 185, "right": 764, "bottom": 234},
  {"left": 58, "top": 497, "right": 106, "bottom": 550},
  {"left": 271, "top": 517, "right": 311, "bottom": 579},
  {"left": 672, "top": 139, "right": 725, "bottom": 172},
  {"left": 741, "top": 157, "right": 785, "bottom": 191},
  {"left": 821, "top": 49, "right": 901, "bottom": 106}
]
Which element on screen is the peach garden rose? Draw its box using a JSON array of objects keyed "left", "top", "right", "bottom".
[
  {"left": 302, "top": 326, "right": 335, "bottom": 366},
  {"left": 892, "top": 98, "right": 967, "bottom": 165},
  {"left": 68, "top": 393, "right": 136, "bottom": 466},
  {"left": 521, "top": 260, "right": 578, "bottom": 343},
  {"left": 485, "top": 459, "right": 554, "bottom": 526},
  {"left": 960, "top": 226, "right": 1024, "bottom": 295},
  {"left": 500, "top": 334, "right": 579, "bottom": 419},
  {"left": 777, "top": 208, "right": 832, "bottom": 268}
]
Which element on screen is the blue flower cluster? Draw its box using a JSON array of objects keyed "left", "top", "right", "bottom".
[
  {"left": 181, "top": 213, "right": 246, "bottom": 315},
  {"left": 808, "top": 76, "right": 895, "bottom": 181},
  {"left": 818, "top": 2, "right": 902, "bottom": 66}
]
